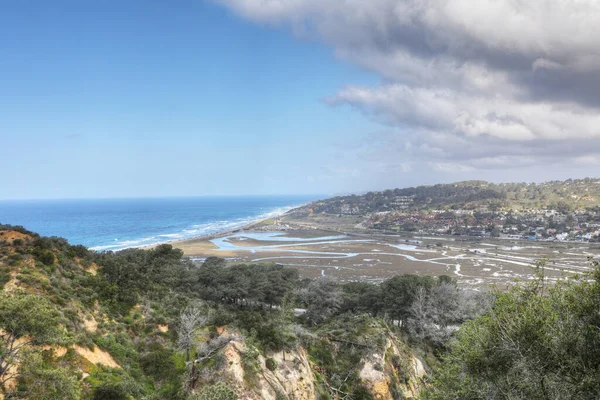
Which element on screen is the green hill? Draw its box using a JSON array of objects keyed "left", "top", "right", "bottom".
[{"left": 295, "top": 178, "right": 600, "bottom": 215}]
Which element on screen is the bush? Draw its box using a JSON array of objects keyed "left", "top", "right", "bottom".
[
  {"left": 93, "top": 334, "right": 139, "bottom": 368},
  {"left": 16, "top": 349, "right": 82, "bottom": 400},
  {"left": 8, "top": 253, "right": 23, "bottom": 266},
  {"left": 69, "top": 244, "right": 90, "bottom": 259},
  {"left": 140, "top": 347, "right": 179, "bottom": 382},
  {"left": 0, "top": 270, "right": 10, "bottom": 288},
  {"left": 0, "top": 225, "right": 34, "bottom": 235},
  {"left": 37, "top": 250, "right": 55, "bottom": 266},
  {"left": 265, "top": 357, "right": 278, "bottom": 371},
  {"left": 424, "top": 262, "right": 600, "bottom": 400},
  {"left": 93, "top": 384, "right": 130, "bottom": 400},
  {"left": 193, "top": 382, "right": 237, "bottom": 400}
]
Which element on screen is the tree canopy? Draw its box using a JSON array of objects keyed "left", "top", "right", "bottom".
[{"left": 425, "top": 261, "right": 600, "bottom": 400}]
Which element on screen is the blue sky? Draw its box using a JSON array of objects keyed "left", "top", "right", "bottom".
[
  {"left": 1, "top": 0, "right": 380, "bottom": 199},
  {"left": 2, "top": 0, "right": 599, "bottom": 200}
]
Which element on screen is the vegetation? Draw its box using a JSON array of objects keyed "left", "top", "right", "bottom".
[
  {"left": 424, "top": 260, "right": 600, "bottom": 400},
  {"left": 1, "top": 224, "right": 599, "bottom": 399},
  {"left": 192, "top": 382, "right": 237, "bottom": 400},
  {"left": 286, "top": 178, "right": 600, "bottom": 241},
  {"left": 15, "top": 348, "right": 82, "bottom": 400},
  {"left": 297, "top": 178, "right": 600, "bottom": 215},
  {"left": 0, "top": 292, "right": 69, "bottom": 386}
]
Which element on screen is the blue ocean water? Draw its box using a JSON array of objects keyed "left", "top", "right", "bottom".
[{"left": 0, "top": 196, "right": 318, "bottom": 251}]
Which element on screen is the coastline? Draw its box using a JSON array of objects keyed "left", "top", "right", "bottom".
[
  {"left": 142, "top": 203, "right": 309, "bottom": 250},
  {"left": 152, "top": 218, "right": 267, "bottom": 249}
]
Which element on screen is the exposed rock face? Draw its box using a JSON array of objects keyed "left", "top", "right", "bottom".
[
  {"left": 360, "top": 352, "right": 391, "bottom": 399},
  {"left": 223, "top": 340, "right": 247, "bottom": 386},
  {"left": 259, "top": 348, "right": 316, "bottom": 400},
  {"left": 73, "top": 345, "right": 120, "bottom": 369},
  {"left": 216, "top": 339, "right": 316, "bottom": 400},
  {"left": 359, "top": 336, "right": 426, "bottom": 399},
  {"left": 200, "top": 330, "right": 425, "bottom": 400},
  {"left": 0, "top": 231, "right": 30, "bottom": 245},
  {"left": 405, "top": 356, "right": 426, "bottom": 398},
  {"left": 1, "top": 343, "right": 120, "bottom": 395}
]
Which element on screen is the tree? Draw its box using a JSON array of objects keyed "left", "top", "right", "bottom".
[
  {"left": 0, "top": 293, "right": 67, "bottom": 386},
  {"left": 425, "top": 261, "right": 600, "bottom": 399},
  {"left": 341, "top": 282, "right": 382, "bottom": 315},
  {"left": 380, "top": 275, "right": 435, "bottom": 324},
  {"left": 406, "top": 280, "right": 466, "bottom": 344},
  {"left": 555, "top": 201, "right": 573, "bottom": 215},
  {"left": 298, "top": 278, "right": 343, "bottom": 324},
  {"left": 11, "top": 349, "right": 81, "bottom": 400},
  {"left": 269, "top": 295, "right": 298, "bottom": 360},
  {"left": 37, "top": 249, "right": 55, "bottom": 266},
  {"left": 407, "top": 287, "right": 429, "bottom": 341},
  {"left": 178, "top": 305, "right": 208, "bottom": 362}
]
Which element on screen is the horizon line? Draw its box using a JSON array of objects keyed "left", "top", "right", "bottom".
[{"left": 0, "top": 193, "right": 329, "bottom": 202}]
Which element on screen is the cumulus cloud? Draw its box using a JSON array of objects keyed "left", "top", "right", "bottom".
[
  {"left": 216, "top": 0, "right": 600, "bottom": 177},
  {"left": 328, "top": 84, "right": 600, "bottom": 142}
]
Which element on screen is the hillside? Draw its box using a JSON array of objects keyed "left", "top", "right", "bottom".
[
  {"left": 282, "top": 178, "right": 600, "bottom": 241},
  {"left": 0, "top": 225, "right": 436, "bottom": 400},
  {"left": 2, "top": 225, "right": 600, "bottom": 399},
  {"left": 294, "top": 178, "right": 600, "bottom": 215}
]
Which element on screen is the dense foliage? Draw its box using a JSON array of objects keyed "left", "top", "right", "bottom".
[
  {"left": 424, "top": 261, "right": 600, "bottom": 400},
  {"left": 1, "top": 224, "right": 599, "bottom": 399}
]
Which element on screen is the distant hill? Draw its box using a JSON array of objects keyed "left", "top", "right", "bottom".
[{"left": 292, "top": 178, "right": 600, "bottom": 216}]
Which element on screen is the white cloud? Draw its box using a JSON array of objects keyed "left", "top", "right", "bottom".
[
  {"left": 574, "top": 155, "right": 600, "bottom": 165},
  {"left": 532, "top": 58, "right": 564, "bottom": 72},
  {"left": 431, "top": 162, "right": 475, "bottom": 173},
  {"left": 216, "top": 0, "right": 600, "bottom": 176},
  {"left": 329, "top": 84, "right": 600, "bottom": 142}
]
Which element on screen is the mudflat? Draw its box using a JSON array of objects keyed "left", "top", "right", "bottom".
[{"left": 172, "top": 228, "right": 600, "bottom": 287}]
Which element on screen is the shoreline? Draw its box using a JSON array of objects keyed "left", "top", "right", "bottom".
[
  {"left": 140, "top": 204, "right": 309, "bottom": 250},
  {"left": 154, "top": 218, "right": 268, "bottom": 249}
]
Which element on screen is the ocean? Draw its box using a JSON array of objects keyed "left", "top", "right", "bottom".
[{"left": 0, "top": 195, "right": 318, "bottom": 251}]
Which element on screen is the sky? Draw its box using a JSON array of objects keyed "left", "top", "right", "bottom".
[{"left": 2, "top": 0, "right": 600, "bottom": 199}]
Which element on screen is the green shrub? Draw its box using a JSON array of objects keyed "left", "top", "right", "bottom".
[
  {"left": 37, "top": 250, "right": 55, "bottom": 266},
  {"left": 140, "top": 347, "right": 178, "bottom": 382},
  {"left": 241, "top": 342, "right": 261, "bottom": 387},
  {"left": 93, "top": 384, "right": 129, "bottom": 400},
  {"left": 424, "top": 262, "right": 600, "bottom": 400},
  {"left": 266, "top": 357, "right": 278, "bottom": 371},
  {"left": 69, "top": 244, "right": 90, "bottom": 259},
  {"left": 16, "top": 349, "right": 82, "bottom": 400},
  {"left": 275, "top": 390, "right": 287, "bottom": 400},
  {"left": 193, "top": 382, "right": 237, "bottom": 400},
  {"left": 8, "top": 253, "right": 23, "bottom": 266},
  {"left": 93, "top": 333, "right": 139, "bottom": 371},
  {"left": 0, "top": 267, "right": 10, "bottom": 288}
]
